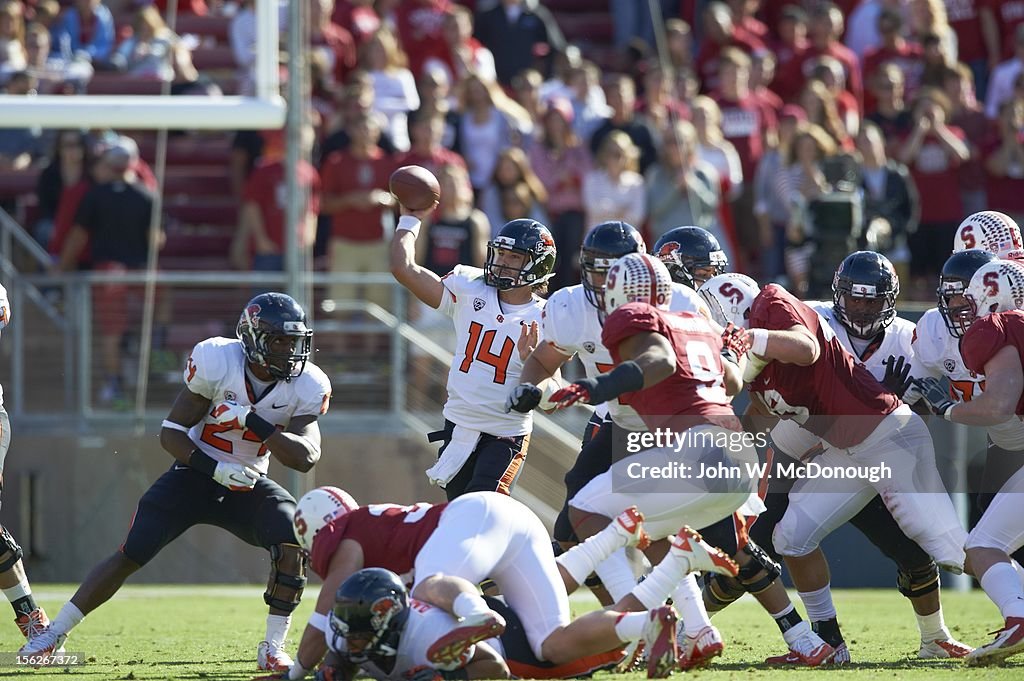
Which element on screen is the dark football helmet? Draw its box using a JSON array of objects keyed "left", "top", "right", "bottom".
[
  {"left": 832, "top": 251, "right": 900, "bottom": 339},
  {"left": 330, "top": 568, "right": 410, "bottom": 662},
  {"left": 580, "top": 221, "right": 646, "bottom": 311},
  {"left": 236, "top": 292, "right": 313, "bottom": 382},
  {"left": 938, "top": 248, "right": 998, "bottom": 338},
  {"left": 652, "top": 226, "right": 728, "bottom": 289},
  {"left": 484, "top": 219, "right": 557, "bottom": 290}
]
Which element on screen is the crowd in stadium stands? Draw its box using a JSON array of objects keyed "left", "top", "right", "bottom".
[{"left": 0, "top": 0, "right": 1023, "bottom": 305}]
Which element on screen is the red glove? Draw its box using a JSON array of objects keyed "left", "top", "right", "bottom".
[
  {"left": 548, "top": 383, "right": 592, "bottom": 409},
  {"left": 721, "top": 322, "right": 752, "bottom": 356}
]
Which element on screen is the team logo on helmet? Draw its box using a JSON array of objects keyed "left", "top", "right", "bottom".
[
  {"left": 473, "top": 298, "right": 485, "bottom": 311},
  {"left": 657, "top": 241, "right": 681, "bottom": 260},
  {"left": 370, "top": 596, "right": 402, "bottom": 631},
  {"left": 534, "top": 232, "right": 555, "bottom": 253},
  {"left": 245, "top": 303, "right": 262, "bottom": 326},
  {"left": 582, "top": 342, "right": 596, "bottom": 353},
  {"left": 719, "top": 282, "right": 745, "bottom": 304}
]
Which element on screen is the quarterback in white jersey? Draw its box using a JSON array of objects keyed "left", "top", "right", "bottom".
[
  {"left": 0, "top": 283, "right": 54, "bottom": 652},
  {"left": 24, "top": 293, "right": 331, "bottom": 672},
  {"left": 391, "top": 203, "right": 557, "bottom": 500}
]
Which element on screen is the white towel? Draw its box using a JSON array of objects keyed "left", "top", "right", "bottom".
[
  {"left": 737, "top": 492, "right": 767, "bottom": 518},
  {"left": 425, "top": 425, "right": 482, "bottom": 487}
]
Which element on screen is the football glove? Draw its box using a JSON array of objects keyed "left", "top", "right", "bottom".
[
  {"left": 213, "top": 461, "right": 260, "bottom": 491},
  {"left": 549, "top": 361, "right": 645, "bottom": 409},
  {"left": 549, "top": 382, "right": 592, "bottom": 409},
  {"left": 721, "top": 322, "right": 752, "bottom": 358},
  {"left": 914, "top": 376, "right": 956, "bottom": 420},
  {"left": 881, "top": 354, "right": 913, "bottom": 398},
  {"left": 505, "top": 383, "right": 542, "bottom": 413},
  {"left": 210, "top": 400, "right": 251, "bottom": 429}
]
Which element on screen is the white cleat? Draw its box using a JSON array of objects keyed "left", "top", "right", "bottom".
[
  {"left": 611, "top": 506, "right": 651, "bottom": 550},
  {"left": 669, "top": 526, "right": 739, "bottom": 577},
  {"left": 257, "top": 640, "right": 294, "bottom": 672},
  {"left": 966, "top": 617, "right": 1024, "bottom": 666},
  {"left": 919, "top": 636, "right": 973, "bottom": 659},
  {"left": 18, "top": 625, "right": 68, "bottom": 665}
]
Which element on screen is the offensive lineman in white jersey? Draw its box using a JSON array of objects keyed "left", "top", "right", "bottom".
[
  {"left": 748, "top": 252, "right": 971, "bottom": 661},
  {"left": 23, "top": 293, "right": 332, "bottom": 671},
  {"left": 390, "top": 201, "right": 557, "bottom": 500}
]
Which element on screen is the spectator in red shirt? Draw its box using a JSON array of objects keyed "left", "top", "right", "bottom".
[
  {"left": 983, "top": 96, "right": 1024, "bottom": 223},
  {"left": 231, "top": 128, "right": 320, "bottom": 275},
  {"left": 768, "top": 4, "right": 810, "bottom": 102},
  {"left": 394, "top": 0, "right": 450, "bottom": 78},
  {"left": 320, "top": 111, "right": 395, "bottom": 308},
  {"left": 994, "top": 0, "right": 1024, "bottom": 59},
  {"left": 311, "top": 0, "right": 357, "bottom": 87},
  {"left": 861, "top": 7, "right": 924, "bottom": 112},
  {"left": 810, "top": 56, "right": 861, "bottom": 140},
  {"left": 799, "top": 79, "right": 854, "bottom": 151},
  {"left": 943, "top": 62, "right": 992, "bottom": 215},
  {"left": 333, "top": 0, "right": 380, "bottom": 46},
  {"left": 395, "top": 107, "right": 466, "bottom": 178},
  {"left": 695, "top": 1, "right": 766, "bottom": 93},
  {"left": 727, "top": 0, "right": 768, "bottom": 41},
  {"left": 750, "top": 50, "right": 782, "bottom": 117},
  {"left": 897, "top": 88, "right": 970, "bottom": 286},
  {"left": 803, "top": 2, "right": 863, "bottom": 111},
  {"left": 422, "top": 4, "right": 496, "bottom": 85},
  {"left": 942, "top": 0, "right": 1000, "bottom": 98}
]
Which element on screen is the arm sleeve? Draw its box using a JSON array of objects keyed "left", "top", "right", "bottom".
[
  {"left": 184, "top": 340, "right": 226, "bottom": 400},
  {"left": 962, "top": 317, "right": 1009, "bottom": 375},
  {"left": 600, "top": 303, "right": 663, "bottom": 360}
]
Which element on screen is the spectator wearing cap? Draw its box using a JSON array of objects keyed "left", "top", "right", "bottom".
[
  {"left": 984, "top": 97, "right": 1024, "bottom": 226},
  {"left": 395, "top": 108, "right": 466, "bottom": 178},
  {"left": 528, "top": 97, "right": 588, "bottom": 289},
  {"left": 230, "top": 128, "right": 320, "bottom": 275},
  {"left": 695, "top": 1, "right": 765, "bottom": 94},
  {"left": 856, "top": 121, "right": 918, "bottom": 274},
  {"left": 473, "top": 0, "right": 564, "bottom": 87},
  {"left": 754, "top": 104, "right": 804, "bottom": 281},
  {"left": 943, "top": 63, "right": 990, "bottom": 215},
  {"left": 986, "top": 24, "right": 1024, "bottom": 119},
  {"left": 898, "top": 88, "right": 969, "bottom": 286},
  {"left": 57, "top": 135, "right": 162, "bottom": 404},
  {"left": 802, "top": 2, "right": 863, "bottom": 111},
  {"left": 767, "top": 4, "right": 809, "bottom": 103},
  {"left": 50, "top": 0, "right": 115, "bottom": 64},
  {"left": 589, "top": 74, "right": 659, "bottom": 174},
  {"left": 360, "top": 28, "right": 419, "bottom": 152},
  {"left": 942, "top": 0, "right": 999, "bottom": 99},
  {"left": 862, "top": 8, "right": 924, "bottom": 112}
]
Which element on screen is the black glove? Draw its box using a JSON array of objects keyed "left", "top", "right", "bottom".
[
  {"left": 913, "top": 376, "right": 956, "bottom": 419},
  {"left": 881, "top": 355, "right": 913, "bottom": 398},
  {"left": 505, "top": 383, "right": 542, "bottom": 413}
]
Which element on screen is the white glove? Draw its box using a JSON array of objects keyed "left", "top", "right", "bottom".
[
  {"left": 212, "top": 461, "right": 260, "bottom": 491},
  {"left": 210, "top": 400, "right": 250, "bottom": 428}
]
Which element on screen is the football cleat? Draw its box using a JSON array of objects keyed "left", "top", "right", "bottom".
[
  {"left": 15, "top": 608, "right": 50, "bottom": 640},
  {"left": 829, "top": 642, "right": 851, "bottom": 665},
  {"left": 257, "top": 640, "right": 294, "bottom": 672},
  {"left": 426, "top": 610, "right": 506, "bottom": 669},
  {"left": 614, "top": 639, "right": 645, "bottom": 673},
  {"left": 18, "top": 625, "right": 67, "bottom": 660},
  {"left": 677, "top": 624, "right": 724, "bottom": 670},
  {"left": 670, "top": 526, "right": 739, "bottom": 577},
  {"left": 966, "top": 617, "right": 1024, "bottom": 666},
  {"left": 765, "top": 624, "right": 836, "bottom": 666},
  {"left": 919, "top": 636, "right": 973, "bottom": 659},
  {"left": 612, "top": 507, "right": 651, "bottom": 550},
  {"left": 642, "top": 606, "right": 679, "bottom": 679}
]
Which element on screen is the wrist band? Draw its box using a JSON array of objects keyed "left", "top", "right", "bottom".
[
  {"left": 245, "top": 411, "right": 277, "bottom": 441},
  {"left": 188, "top": 449, "right": 218, "bottom": 477},
  {"left": 161, "top": 419, "right": 189, "bottom": 434},
  {"left": 307, "top": 612, "right": 329, "bottom": 632},
  {"left": 749, "top": 328, "right": 769, "bottom": 357},
  {"left": 943, "top": 404, "right": 955, "bottom": 421},
  {"left": 396, "top": 215, "right": 421, "bottom": 237}
]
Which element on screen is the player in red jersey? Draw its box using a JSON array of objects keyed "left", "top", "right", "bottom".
[
  {"left": 916, "top": 259, "right": 1024, "bottom": 665},
  {"left": 700, "top": 273, "right": 968, "bottom": 663},
  {"left": 275, "top": 489, "right": 679, "bottom": 680}
]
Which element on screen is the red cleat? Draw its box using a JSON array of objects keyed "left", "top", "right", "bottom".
[
  {"left": 427, "top": 610, "right": 506, "bottom": 669},
  {"left": 678, "top": 625, "right": 724, "bottom": 670},
  {"left": 642, "top": 606, "right": 679, "bottom": 679}
]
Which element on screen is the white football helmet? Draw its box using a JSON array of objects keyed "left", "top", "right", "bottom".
[
  {"left": 954, "top": 211, "right": 1024, "bottom": 259},
  {"left": 965, "top": 260, "right": 1024, "bottom": 322},
  {"left": 698, "top": 273, "right": 761, "bottom": 329},
  {"left": 293, "top": 486, "right": 359, "bottom": 552},
  {"left": 603, "top": 252, "right": 673, "bottom": 316}
]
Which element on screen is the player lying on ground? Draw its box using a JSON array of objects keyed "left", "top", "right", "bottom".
[{"left": 22, "top": 293, "right": 331, "bottom": 672}]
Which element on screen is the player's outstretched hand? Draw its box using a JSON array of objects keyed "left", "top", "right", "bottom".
[
  {"left": 913, "top": 376, "right": 955, "bottom": 419},
  {"left": 213, "top": 461, "right": 260, "bottom": 492},
  {"left": 517, "top": 321, "right": 539, "bottom": 361},
  {"left": 549, "top": 382, "right": 593, "bottom": 409},
  {"left": 210, "top": 400, "right": 251, "bottom": 429},
  {"left": 506, "top": 383, "right": 542, "bottom": 413},
  {"left": 882, "top": 354, "right": 913, "bottom": 398}
]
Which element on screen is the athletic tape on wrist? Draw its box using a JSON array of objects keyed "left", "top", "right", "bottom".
[
  {"left": 307, "top": 612, "right": 328, "bottom": 632},
  {"left": 396, "top": 215, "right": 421, "bottom": 236},
  {"left": 749, "top": 328, "right": 769, "bottom": 357}
]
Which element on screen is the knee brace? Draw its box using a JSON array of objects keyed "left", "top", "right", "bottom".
[
  {"left": 704, "top": 574, "right": 746, "bottom": 608},
  {"left": 737, "top": 540, "right": 783, "bottom": 595},
  {"left": 896, "top": 562, "right": 940, "bottom": 599},
  {"left": 0, "top": 525, "right": 23, "bottom": 573},
  {"left": 264, "top": 543, "right": 307, "bottom": 613}
]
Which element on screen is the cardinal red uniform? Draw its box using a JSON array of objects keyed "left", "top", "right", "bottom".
[
  {"left": 746, "top": 286, "right": 966, "bottom": 570},
  {"left": 961, "top": 311, "right": 1024, "bottom": 556}
]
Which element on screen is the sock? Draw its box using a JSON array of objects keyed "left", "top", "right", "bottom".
[
  {"left": 798, "top": 584, "right": 837, "bottom": 622},
  {"left": 632, "top": 550, "right": 689, "bottom": 609},
  {"left": 3, "top": 582, "right": 36, "bottom": 618},
  {"left": 671, "top": 574, "right": 713, "bottom": 636},
  {"left": 771, "top": 603, "right": 804, "bottom": 635},
  {"left": 613, "top": 611, "right": 649, "bottom": 642},
  {"left": 265, "top": 614, "right": 291, "bottom": 648},
  {"left": 50, "top": 602, "right": 85, "bottom": 636},
  {"left": 593, "top": 549, "right": 640, "bottom": 602},
  {"left": 452, "top": 592, "right": 491, "bottom": 620},
  {"left": 782, "top": 619, "right": 811, "bottom": 648},
  {"left": 557, "top": 522, "right": 631, "bottom": 587},
  {"left": 916, "top": 608, "right": 949, "bottom": 642},
  {"left": 980, "top": 562, "right": 1024, "bottom": 619},
  {"left": 811, "top": 617, "right": 844, "bottom": 648}
]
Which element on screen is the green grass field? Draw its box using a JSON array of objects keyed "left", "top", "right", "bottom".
[{"left": 0, "top": 586, "right": 1021, "bottom": 680}]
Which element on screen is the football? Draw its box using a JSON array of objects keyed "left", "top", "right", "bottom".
[{"left": 389, "top": 165, "right": 441, "bottom": 211}]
